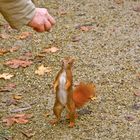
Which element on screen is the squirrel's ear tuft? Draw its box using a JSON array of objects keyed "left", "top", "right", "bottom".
[
  {"left": 69, "top": 57, "right": 75, "bottom": 65},
  {"left": 61, "top": 59, "right": 64, "bottom": 66}
]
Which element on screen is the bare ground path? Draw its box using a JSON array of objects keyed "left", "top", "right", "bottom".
[{"left": 0, "top": 0, "right": 140, "bottom": 140}]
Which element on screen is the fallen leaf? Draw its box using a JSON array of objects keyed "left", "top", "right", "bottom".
[
  {"left": 4, "top": 98, "right": 18, "bottom": 106},
  {"left": 12, "top": 94, "right": 22, "bottom": 100},
  {"left": 34, "top": 54, "right": 45, "bottom": 63},
  {"left": 44, "top": 112, "right": 50, "bottom": 117},
  {"left": 124, "top": 115, "right": 135, "bottom": 121},
  {"left": 133, "top": 5, "right": 140, "bottom": 12},
  {"left": 134, "top": 91, "right": 140, "bottom": 97},
  {"left": 15, "top": 118, "right": 29, "bottom": 124},
  {"left": 34, "top": 39, "right": 41, "bottom": 43},
  {"left": 5, "top": 59, "right": 32, "bottom": 68},
  {"left": 18, "top": 52, "right": 33, "bottom": 61},
  {"left": 91, "top": 96, "right": 97, "bottom": 100},
  {"left": 35, "top": 65, "right": 51, "bottom": 76},
  {"left": 72, "top": 36, "right": 81, "bottom": 42},
  {"left": 76, "top": 25, "right": 94, "bottom": 31},
  {"left": 14, "top": 113, "right": 33, "bottom": 119},
  {"left": 21, "top": 129, "right": 35, "bottom": 138},
  {"left": 35, "top": 53, "right": 46, "bottom": 57},
  {"left": 0, "top": 83, "right": 16, "bottom": 92},
  {"left": 18, "top": 32, "right": 32, "bottom": 40},
  {"left": 0, "top": 33, "right": 10, "bottom": 39},
  {"left": 0, "top": 46, "right": 20, "bottom": 56},
  {"left": 80, "top": 26, "right": 91, "bottom": 31},
  {"left": 2, "top": 117, "right": 16, "bottom": 126},
  {"left": 2, "top": 114, "right": 33, "bottom": 126},
  {"left": 114, "top": 0, "right": 124, "bottom": 4},
  {"left": 0, "top": 73, "right": 14, "bottom": 80},
  {"left": 23, "top": 52, "right": 32, "bottom": 57},
  {"left": 58, "top": 9, "right": 67, "bottom": 16},
  {"left": 132, "top": 103, "right": 140, "bottom": 110},
  {"left": 9, "top": 45, "right": 20, "bottom": 52},
  {"left": 0, "top": 48, "right": 9, "bottom": 56},
  {"left": 42, "top": 47, "right": 59, "bottom": 53}
]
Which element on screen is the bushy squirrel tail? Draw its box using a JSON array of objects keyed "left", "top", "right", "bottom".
[{"left": 73, "top": 82, "right": 96, "bottom": 108}]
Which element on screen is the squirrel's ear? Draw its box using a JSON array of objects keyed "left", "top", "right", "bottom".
[
  {"left": 61, "top": 59, "right": 64, "bottom": 66},
  {"left": 71, "top": 58, "right": 75, "bottom": 64}
]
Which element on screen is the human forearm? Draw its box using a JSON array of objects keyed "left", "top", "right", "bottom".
[{"left": 0, "top": 0, "right": 35, "bottom": 29}]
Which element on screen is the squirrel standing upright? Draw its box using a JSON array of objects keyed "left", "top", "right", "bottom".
[{"left": 50, "top": 57, "right": 96, "bottom": 127}]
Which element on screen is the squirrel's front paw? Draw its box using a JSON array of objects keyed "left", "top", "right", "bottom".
[{"left": 65, "top": 81, "right": 71, "bottom": 90}]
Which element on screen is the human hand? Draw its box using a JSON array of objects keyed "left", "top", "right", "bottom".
[{"left": 28, "top": 8, "right": 55, "bottom": 32}]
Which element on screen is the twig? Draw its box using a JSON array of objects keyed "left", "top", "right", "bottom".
[{"left": 10, "top": 106, "right": 31, "bottom": 113}]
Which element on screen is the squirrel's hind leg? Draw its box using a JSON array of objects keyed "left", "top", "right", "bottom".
[
  {"left": 50, "top": 101, "right": 64, "bottom": 125},
  {"left": 66, "top": 101, "right": 76, "bottom": 127}
]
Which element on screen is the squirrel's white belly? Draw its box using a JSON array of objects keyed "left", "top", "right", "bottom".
[{"left": 58, "top": 71, "right": 67, "bottom": 105}]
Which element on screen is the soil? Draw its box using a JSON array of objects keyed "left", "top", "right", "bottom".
[{"left": 0, "top": 0, "right": 140, "bottom": 140}]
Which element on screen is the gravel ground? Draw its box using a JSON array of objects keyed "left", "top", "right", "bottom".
[{"left": 0, "top": 0, "right": 140, "bottom": 140}]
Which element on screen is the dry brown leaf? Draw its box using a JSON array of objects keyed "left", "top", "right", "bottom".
[
  {"left": 0, "top": 73, "right": 14, "bottom": 80},
  {"left": 5, "top": 98, "right": 18, "bottom": 106},
  {"left": 114, "top": 0, "right": 124, "bottom": 4},
  {"left": 18, "top": 52, "right": 33, "bottom": 61},
  {"left": 5, "top": 59, "right": 32, "bottom": 68},
  {"left": 44, "top": 112, "right": 50, "bottom": 117},
  {"left": 14, "top": 118, "right": 29, "bottom": 124},
  {"left": 80, "top": 26, "right": 90, "bottom": 31},
  {"left": 42, "top": 47, "right": 59, "bottom": 53},
  {"left": 0, "top": 83, "right": 16, "bottom": 92},
  {"left": 133, "top": 5, "right": 140, "bottom": 12},
  {"left": 132, "top": 103, "right": 140, "bottom": 110},
  {"left": 23, "top": 52, "right": 32, "bottom": 57},
  {"left": 0, "top": 33, "right": 10, "bottom": 39},
  {"left": 124, "top": 115, "right": 135, "bottom": 121},
  {"left": 18, "top": 32, "right": 32, "bottom": 40},
  {"left": 2, "top": 114, "right": 33, "bottom": 126},
  {"left": 21, "top": 129, "right": 35, "bottom": 138},
  {"left": 2, "top": 117, "right": 16, "bottom": 126},
  {"left": 134, "top": 91, "right": 140, "bottom": 97},
  {"left": 35, "top": 53, "right": 46, "bottom": 57},
  {"left": 0, "top": 48, "right": 9, "bottom": 56},
  {"left": 72, "top": 36, "right": 81, "bottom": 42},
  {"left": 76, "top": 25, "right": 94, "bottom": 31},
  {"left": 35, "top": 65, "right": 51, "bottom": 76},
  {"left": 0, "top": 46, "right": 20, "bottom": 56},
  {"left": 58, "top": 9, "right": 67, "bottom": 16},
  {"left": 9, "top": 46, "right": 20, "bottom": 52}
]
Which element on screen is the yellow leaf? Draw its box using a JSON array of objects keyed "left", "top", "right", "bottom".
[
  {"left": 114, "top": 0, "right": 124, "bottom": 4},
  {"left": 35, "top": 65, "right": 51, "bottom": 76},
  {"left": 0, "top": 73, "right": 14, "bottom": 80},
  {"left": 91, "top": 96, "right": 97, "bottom": 101},
  {"left": 42, "top": 47, "right": 59, "bottom": 53},
  {"left": 12, "top": 94, "right": 22, "bottom": 100}
]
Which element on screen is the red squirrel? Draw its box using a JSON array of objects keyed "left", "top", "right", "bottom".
[{"left": 50, "top": 57, "right": 96, "bottom": 127}]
